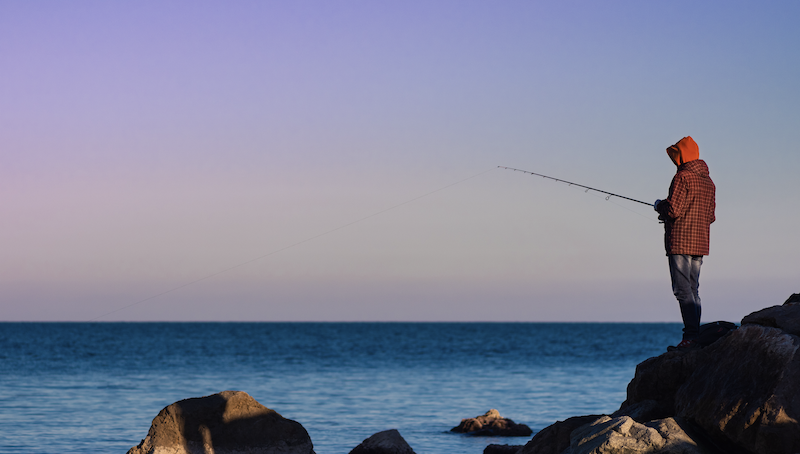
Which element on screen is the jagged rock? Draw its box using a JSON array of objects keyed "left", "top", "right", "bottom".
[
  {"left": 483, "top": 444, "right": 523, "bottom": 454},
  {"left": 451, "top": 409, "right": 533, "bottom": 436},
  {"left": 675, "top": 324, "right": 800, "bottom": 454},
  {"left": 568, "top": 416, "right": 665, "bottom": 454},
  {"left": 127, "top": 390, "right": 314, "bottom": 454},
  {"left": 348, "top": 429, "right": 415, "bottom": 454},
  {"left": 516, "top": 415, "right": 604, "bottom": 454},
  {"left": 741, "top": 301, "right": 800, "bottom": 336},
  {"left": 566, "top": 415, "right": 715, "bottom": 454}
]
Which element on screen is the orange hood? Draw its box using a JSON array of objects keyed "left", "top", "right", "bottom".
[{"left": 666, "top": 136, "right": 699, "bottom": 166}]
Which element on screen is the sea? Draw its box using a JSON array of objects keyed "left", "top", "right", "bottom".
[{"left": 0, "top": 322, "right": 680, "bottom": 454}]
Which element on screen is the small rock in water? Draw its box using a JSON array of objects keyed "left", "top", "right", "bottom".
[
  {"left": 451, "top": 409, "right": 533, "bottom": 437},
  {"left": 348, "top": 429, "right": 415, "bottom": 454},
  {"left": 126, "top": 390, "right": 314, "bottom": 454}
]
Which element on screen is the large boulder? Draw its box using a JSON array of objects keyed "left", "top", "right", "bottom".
[
  {"left": 451, "top": 409, "right": 533, "bottom": 436},
  {"left": 528, "top": 295, "right": 800, "bottom": 454},
  {"left": 675, "top": 324, "right": 800, "bottom": 454},
  {"left": 348, "top": 429, "right": 415, "bottom": 454},
  {"left": 127, "top": 390, "right": 314, "bottom": 454},
  {"left": 516, "top": 415, "right": 604, "bottom": 454}
]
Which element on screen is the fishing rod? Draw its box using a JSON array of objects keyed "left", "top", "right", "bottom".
[{"left": 499, "top": 166, "right": 651, "bottom": 206}]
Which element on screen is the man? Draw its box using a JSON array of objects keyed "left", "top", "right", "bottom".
[{"left": 654, "top": 136, "right": 716, "bottom": 351}]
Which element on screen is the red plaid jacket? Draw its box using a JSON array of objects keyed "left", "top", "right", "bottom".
[{"left": 656, "top": 159, "right": 716, "bottom": 256}]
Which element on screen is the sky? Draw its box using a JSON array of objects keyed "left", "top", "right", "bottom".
[{"left": 2, "top": 1, "right": 798, "bottom": 322}]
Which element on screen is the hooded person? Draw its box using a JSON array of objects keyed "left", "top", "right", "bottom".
[{"left": 654, "top": 136, "right": 716, "bottom": 351}]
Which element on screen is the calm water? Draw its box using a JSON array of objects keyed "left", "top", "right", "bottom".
[{"left": 0, "top": 322, "right": 679, "bottom": 454}]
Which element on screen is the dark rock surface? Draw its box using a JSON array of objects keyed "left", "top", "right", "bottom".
[
  {"left": 451, "top": 409, "right": 533, "bottom": 437},
  {"left": 611, "top": 399, "right": 671, "bottom": 423},
  {"left": 348, "top": 429, "right": 415, "bottom": 454},
  {"left": 516, "top": 415, "right": 603, "bottom": 454},
  {"left": 127, "top": 390, "right": 314, "bottom": 454},
  {"left": 741, "top": 299, "right": 800, "bottom": 336},
  {"left": 483, "top": 444, "right": 523, "bottom": 454},
  {"left": 675, "top": 324, "right": 800, "bottom": 454},
  {"left": 618, "top": 349, "right": 704, "bottom": 417}
]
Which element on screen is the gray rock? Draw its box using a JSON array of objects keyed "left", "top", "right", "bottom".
[
  {"left": 568, "top": 416, "right": 665, "bottom": 454},
  {"left": 127, "top": 390, "right": 314, "bottom": 454},
  {"left": 451, "top": 409, "right": 533, "bottom": 436},
  {"left": 567, "top": 416, "right": 715, "bottom": 454},
  {"left": 516, "top": 415, "right": 605, "bottom": 454},
  {"left": 741, "top": 301, "right": 800, "bottom": 336},
  {"left": 675, "top": 324, "right": 800, "bottom": 454},
  {"left": 348, "top": 429, "right": 415, "bottom": 454}
]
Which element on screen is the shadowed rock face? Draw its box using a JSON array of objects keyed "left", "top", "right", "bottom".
[
  {"left": 348, "top": 429, "right": 415, "bottom": 454},
  {"left": 621, "top": 349, "right": 705, "bottom": 417},
  {"left": 675, "top": 325, "right": 800, "bottom": 454},
  {"left": 127, "top": 390, "right": 314, "bottom": 454},
  {"left": 741, "top": 300, "right": 800, "bottom": 336},
  {"left": 451, "top": 409, "right": 533, "bottom": 437}
]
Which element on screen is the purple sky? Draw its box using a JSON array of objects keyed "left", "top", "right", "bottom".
[{"left": 2, "top": 1, "right": 798, "bottom": 321}]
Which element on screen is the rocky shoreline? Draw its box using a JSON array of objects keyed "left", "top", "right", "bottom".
[{"left": 127, "top": 294, "right": 800, "bottom": 454}]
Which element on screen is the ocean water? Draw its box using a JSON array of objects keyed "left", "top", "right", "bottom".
[{"left": 0, "top": 322, "right": 680, "bottom": 454}]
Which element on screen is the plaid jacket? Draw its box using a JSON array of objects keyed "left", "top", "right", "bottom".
[{"left": 656, "top": 159, "right": 716, "bottom": 256}]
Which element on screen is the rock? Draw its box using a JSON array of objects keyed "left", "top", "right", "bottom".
[
  {"left": 528, "top": 296, "right": 800, "bottom": 454},
  {"left": 619, "top": 349, "right": 705, "bottom": 418},
  {"left": 611, "top": 399, "right": 671, "bottom": 423},
  {"left": 483, "top": 444, "right": 523, "bottom": 454},
  {"left": 644, "top": 418, "right": 711, "bottom": 454},
  {"left": 516, "top": 415, "right": 604, "bottom": 454},
  {"left": 451, "top": 409, "right": 533, "bottom": 436},
  {"left": 567, "top": 416, "right": 716, "bottom": 454},
  {"left": 348, "top": 429, "right": 415, "bottom": 454},
  {"left": 741, "top": 301, "right": 800, "bottom": 336},
  {"left": 127, "top": 390, "right": 314, "bottom": 454},
  {"left": 675, "top": 324, "right": 800, "bottom": 454},
  {"left": 568, "top": 416, "right": 665, "bottom": 454}
]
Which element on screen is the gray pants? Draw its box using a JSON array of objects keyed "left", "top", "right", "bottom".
[{"left": 668, "top": 254, "right": 703, "bottom": 340}]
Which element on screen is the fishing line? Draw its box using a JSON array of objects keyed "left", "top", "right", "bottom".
[{"left": 90, "top": 167, "right": 497, "bottom": 321}]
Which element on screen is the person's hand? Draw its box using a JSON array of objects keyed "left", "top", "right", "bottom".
[{"left": 654, "top": 199, "right": 662, "bottom": 211}]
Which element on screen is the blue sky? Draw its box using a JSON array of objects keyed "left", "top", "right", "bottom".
[{"left": 2, "top": 1, "right": 798, "bottom": 321}]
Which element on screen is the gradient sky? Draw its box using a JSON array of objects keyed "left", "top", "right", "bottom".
[{"left": 2, "top": 1, "right": 798, "bottom": 322}]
